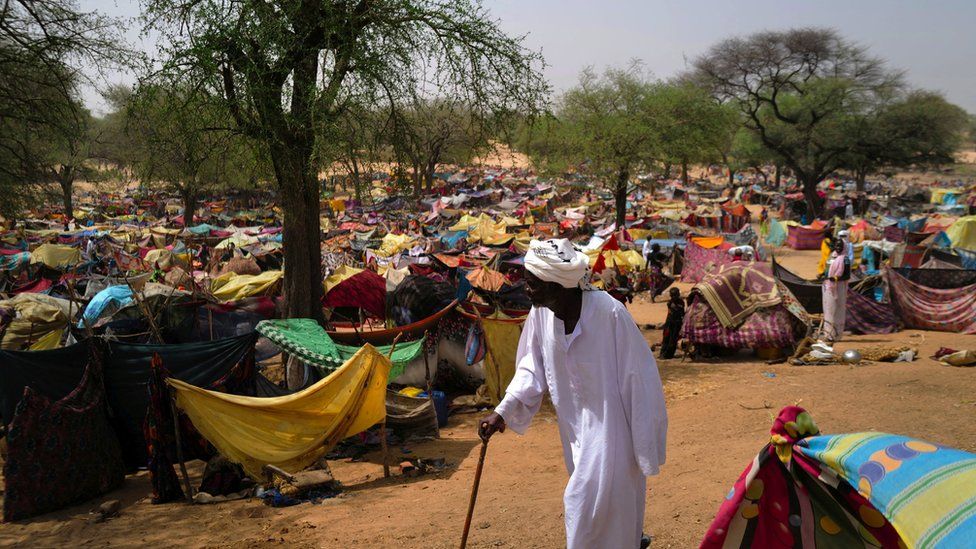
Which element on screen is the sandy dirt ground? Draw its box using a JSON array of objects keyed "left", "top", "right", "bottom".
[{"left": 3, "top": 245, "right": 976, "bottom": 548}]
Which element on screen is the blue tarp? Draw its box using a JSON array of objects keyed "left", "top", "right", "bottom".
[{"left": 80, "top": 285, "right": 133, "bottom": 326}]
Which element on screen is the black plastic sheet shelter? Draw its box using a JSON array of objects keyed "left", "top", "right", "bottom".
[
  {"left": 772, "top": 258, "right": 824, "bottom": 314},
  {"left": 0, "top": 342, "right": 89, "bottom": 425}
]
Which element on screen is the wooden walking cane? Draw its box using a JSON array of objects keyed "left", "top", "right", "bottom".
[{"left": 459, "top": 430, "right": 490, "bottom": 549}]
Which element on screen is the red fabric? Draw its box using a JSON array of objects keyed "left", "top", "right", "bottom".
[
  {"left": 601, "top": 235, "right": 620, "bottom": 251},
  {"left": 592, "top": 253, "right": 607, "bottom": 275},
  {"left": 323, "top": 270, "right": 387, "bottom": 319},
  {"left": 12, "top": 278, "right": 53, "bottom": 294}
]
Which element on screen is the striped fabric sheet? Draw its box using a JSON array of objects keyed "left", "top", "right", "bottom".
[
  {"left": 886, "top": 268, "right": 976, "bottom": 334},
  {"left": 846, "top": 289, "right": 898, "bottom": 335},
  {"left": 681, "top": 298, "right": 802, "bottom": 349},
  {"left": 786, "top": 225, "right": 828, "bottom": 250},
  {"left": 798, "top": 433, "right": 976, "bottom": 548}
]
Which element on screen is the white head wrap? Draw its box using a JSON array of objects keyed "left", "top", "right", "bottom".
[{"left": 524, "top": 239, "right": 592, "bottom": 289}]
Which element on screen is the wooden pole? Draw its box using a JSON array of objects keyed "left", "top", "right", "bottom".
[
  {"left": 169, "top": 396, "right": 194, "bottom": 502},
  {"left": 381, "top": 333, "right": 404, "bottom": 479},
  {"left": 126, "top": 277, "right": 164, "bottom": 343},
  {"left": 422, "top": 330, "right": 439, "bottom": 437},
  {"left": 459, "top": 438, "right": 489, "bottom": 549}
]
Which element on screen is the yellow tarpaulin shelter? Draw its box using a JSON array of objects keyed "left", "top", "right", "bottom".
[
  {"left": 479, "top": 313, "right": 524, "bottom": 406},
  {"left": 29, "top": 244, "right": 81, "bottom": 269},
  {"left": 211, "top": 270, "right": 283, "bottom": 302},
  {"left": 168, "top": 345, "right": 391, "bottom": 479},
  {"left": 584, "top": 248, "right": 646, "bottom": 271},
  {"left": 377, "top": 233, "right": 415, "bottom": 256},
  {"left": 144, "top": 248, "right": 190, "bottom": 271},
  {"left": 0, "top": 293, "right": 73, "bottom": 350},
  {"left": 947, "top": 216, "right": 976, "bottom": 251},
  {"left": 467, "top": 223, "right": 515, "bottom": 246}
]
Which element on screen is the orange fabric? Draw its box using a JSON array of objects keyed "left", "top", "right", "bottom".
[{"left": 690, "top": 236, "right": 725, "bottom": 249}]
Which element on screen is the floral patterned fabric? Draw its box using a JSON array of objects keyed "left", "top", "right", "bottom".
[{"left": 2, "top": 347, "right": 124, "bottom": 521}]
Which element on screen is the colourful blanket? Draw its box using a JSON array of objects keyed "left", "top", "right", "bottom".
[
  {"left": 3, "top": 349, "right": 124, "bottom": 521},
  {"left": 786, "top": 225, "right": 828, "bottom": 250},
  {"left": 702, "top": 406, "right": 976, "bottom": 548},
  {"left": 693, "top": 263, "right": 781, "bottom": 328},
  {"left": 682, "top": 240, "right": 734, "bottom": 284},
  {"left": 886, "top": 268, "right": 976, "bottom": 334},
  {"left": 681, "top": 298, "right": 802, "bottom": 349},
  {"left": 845, "top": 289, "right": 898, "bottom": 335}
]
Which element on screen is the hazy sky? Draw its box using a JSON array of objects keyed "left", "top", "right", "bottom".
[{"left": 84, "top": 0, "right": 976, "bottom": 113}]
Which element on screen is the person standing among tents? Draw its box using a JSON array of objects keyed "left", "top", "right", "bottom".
[
  {"left": 479, "top": 238, "right": 668, "bottom": 549},
  {"left": 822, "top": 239, "right": 851, "bottom": 342},
  {"left": 644, "top": 242, "right": 669, "bottom": 302},
  {"left": 660, "top": 287, "right": 685, "bottom": 359}
]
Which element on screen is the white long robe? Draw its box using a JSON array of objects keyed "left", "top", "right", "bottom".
[{"left": 495, "top": 291, "right": 668, "bottom": 549}]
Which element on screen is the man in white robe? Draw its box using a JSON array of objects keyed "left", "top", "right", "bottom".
[{"left": 480, "top": 238, "right": 668, "bottom": 549}]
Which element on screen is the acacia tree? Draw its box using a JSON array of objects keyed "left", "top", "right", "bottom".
[
  {"left": 528, "top": 67, "right": 661, "bottom": 229},
  {"left": 693, "top": 28, "right": 903, "bottom": 216},
  {"left": 142, "top": 0, "right": 547, "bottom": 320},
  {"left": 0, "top": 0, "right": 127, "bottom": 218},
  {"left": 321, "top": 99, "right": 391, "bottom": 202},
  {"left": 652, "top": 82, "right": 734, "bottom": 186},
  {"left": 122, "top": 83, "right": 261, "bottom": 224},
  {"left": 842, "top": 91, "right": 968, "bottom": 189},
  {"left": 390, "top": 98, "right": 489, "bottom": 195}
]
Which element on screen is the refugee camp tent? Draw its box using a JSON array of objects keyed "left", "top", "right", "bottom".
[
  {"left": 681, "top": 239, "right": 734, "bottom": 284},
  {"left": 2, "top": 348, "right": 124, "bottom": 522},
  {"left": 946, "top": 216, "right": 976, "bottom": 251},
  {"left": 0, "top": 293, "right": 73, "bottom": 350},
  {"left": 211, "top": 270, "right": 283, "bottom": 302},
  {"left": 256, "top": 318, "right": 425, "bottom": 381},
  {"left": 702, "top": 406, "right": 976, "bottom": 548},
  {"left": 682, "top": 263, "right": 809, "bottom": 350},
  {"left": 29, "top": 243, "right": 81, "bottom": 269},
  {"left": 322, "top": 265, "right": 386, "bottom": 320}
]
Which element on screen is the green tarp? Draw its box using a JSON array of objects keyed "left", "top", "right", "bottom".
[{"left": 256, "top": 318, "right": 423, "bottom": 380}]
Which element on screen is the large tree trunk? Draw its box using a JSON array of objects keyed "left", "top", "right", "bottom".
[
  {"left": 181, "top": 189, "right": 197, "bottom": 227},
  {"left": 680, "top": 160, "right": 689, "bottom": 186},
  {"left": 801, "top": 175, "right": 824, "bottom": 219},
  {"left": 59, "top": 176, "right": 73, "bottom": 220},
  {"left": 271, "top": 143, "right": 324, "bottom": 324},
  {"left": 728, "top": 167, "right": 735, "bottom": 187},
  {"left": 412, "top": 163, "right": 422, "bottom": 197},
  {"left": 774, "top": 164, "right": 782, "bottom": 189},
  {"left": 424, "top": 159, "right": 436, "bottom": 191},
  {"left": 662, "top": 162, "right": 672, "bottom": 179},
  {"left": 614, "top": 167, "right": 628, "bottom": 229},
  {"left": 856, "top": 168, "right": 867, "bottom": 193}
]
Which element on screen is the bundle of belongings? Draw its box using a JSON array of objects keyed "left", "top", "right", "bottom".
[
  {"left": 933, "top": 347, "right": 976, "bottom": 367},
  {"left": 790, "top": 338, "right": 918, "bottom": 366},
  {"left": 702, "top": 406, "right": 976, "bottom": 548}
]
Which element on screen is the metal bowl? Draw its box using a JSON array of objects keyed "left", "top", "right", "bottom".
[{"left": 842, "top": 349, "right": 862, "bottom": 363}]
